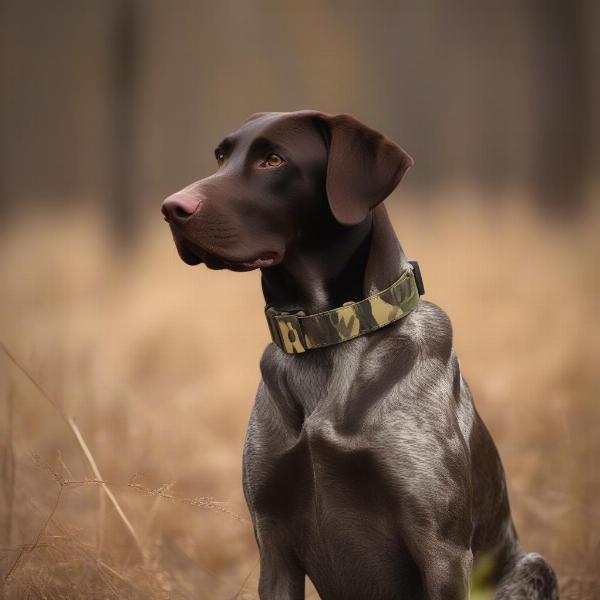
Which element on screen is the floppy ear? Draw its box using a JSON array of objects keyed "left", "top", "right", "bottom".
[{"left": 322, "top": 114, "right": 413, "bottom": 225}]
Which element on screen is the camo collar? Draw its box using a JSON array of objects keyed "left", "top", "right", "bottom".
[{"left": 264, "top": 261, "right": 424, "bottom": 354}]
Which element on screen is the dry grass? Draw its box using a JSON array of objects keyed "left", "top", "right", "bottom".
[{"left": 0, "top": 190, "right": 598, "bottom": 598}]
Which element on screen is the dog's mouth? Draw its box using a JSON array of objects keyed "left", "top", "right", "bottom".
[{"left": 174, "top": 236, "right": 280, "bottom": 272}]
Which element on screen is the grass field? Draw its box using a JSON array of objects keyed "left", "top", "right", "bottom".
[{"left": 0, "top": 191, "right": 598, "bottom": 599}]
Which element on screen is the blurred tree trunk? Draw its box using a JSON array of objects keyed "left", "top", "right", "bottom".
[
  {"left": 529, "top": 0, "right": 588, "bottom": 214},
  {"left": 108, "top": 0, "right": 138, "bottom": 246}
]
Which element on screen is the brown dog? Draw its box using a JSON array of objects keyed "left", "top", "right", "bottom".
[{"left": 162, "top": 111, "right": 558, "bottom": 599}]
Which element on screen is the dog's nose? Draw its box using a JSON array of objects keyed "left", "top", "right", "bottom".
[{"left": 161, "top": 193, "right": 200, "bottom": 223}]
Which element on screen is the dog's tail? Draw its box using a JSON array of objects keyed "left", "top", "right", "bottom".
[{"left": 494, "top": 551, "right": 559, "bottom": 599}]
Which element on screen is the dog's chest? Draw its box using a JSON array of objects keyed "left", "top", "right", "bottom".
[
  {"left": 248, "top": 400, "right": 417, "bottom": 598},
  {"left": 253, "top": 341, "right": 397, "bottom": 518},
  {"left": 253, "top": 418, "right": 394, "bottom": 516},
  {"left": 247, "top": 339, "right": 431, "bottom": 597}
]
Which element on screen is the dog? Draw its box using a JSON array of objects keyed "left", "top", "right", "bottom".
[{"left": 162, "top": 111, "right": 558, "bottom": 599}]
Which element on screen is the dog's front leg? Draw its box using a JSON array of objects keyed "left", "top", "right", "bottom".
[
  {"left": 397, "top": 483, "right": 473, "bottom": 600},
  {"left": 391, "top": 416, "right": 474, "bottom": 599},
  {"left": 243, "top": 396, "right": 306, "bottom": 599},
  {"left": 256, "top": 525, "right": 305, "bottom": 600},
  {"left": 416, "top": 541, "right": 473, "bottom": 600},
  {"left": 398, "top": 493, "right": 473, "bottom": 599}
]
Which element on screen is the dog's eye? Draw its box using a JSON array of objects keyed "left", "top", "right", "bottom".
[
  {"left": 215, "top": 149, "right": 225, "bottom": 165},
  {"left": 260, "top": 153, "right": 285, "bottom": 169}
]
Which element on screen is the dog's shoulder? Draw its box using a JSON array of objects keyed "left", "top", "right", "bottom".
[{"left": 388, "top": 299, "right": 454, "bottom": 362}]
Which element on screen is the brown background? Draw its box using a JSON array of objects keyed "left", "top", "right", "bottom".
[{"left": 0, "top": 1, "right": 598, "bottom": 598}]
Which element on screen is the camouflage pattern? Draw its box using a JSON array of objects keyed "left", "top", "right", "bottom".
[{"left": 265, "top": 266, "right": 421, "bottom": 354}]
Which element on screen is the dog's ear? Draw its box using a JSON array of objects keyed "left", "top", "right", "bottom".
[{"left": 320, "top": 114, "right": 413, "bottom": 226}]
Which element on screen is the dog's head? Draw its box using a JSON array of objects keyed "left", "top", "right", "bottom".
[{"left": 161, "top": 111, "right": 413, "bottom": 271}]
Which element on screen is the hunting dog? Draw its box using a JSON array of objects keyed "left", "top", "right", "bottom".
[{"left": 161, "top": 111, "right": 558, "bottom": 599}]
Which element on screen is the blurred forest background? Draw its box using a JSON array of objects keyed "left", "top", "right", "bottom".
[
  {"left": 0, "top": 1, "right": 599, "bottom": 599},
  {"left": 1, "top": 0, "right": 599, "bottom": 227}
]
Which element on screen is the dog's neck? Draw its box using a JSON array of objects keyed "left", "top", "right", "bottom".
[{"left": 261, "top": 205, "right": 409, "bottom": 315}]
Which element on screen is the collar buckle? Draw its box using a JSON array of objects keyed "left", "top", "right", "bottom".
[{"left": 409, "top": 260, "right": 425, "bottom": 296}]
